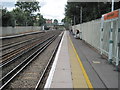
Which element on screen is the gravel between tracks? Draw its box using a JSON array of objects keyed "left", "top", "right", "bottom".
[
  {"left": 2, "top": 31, "right": 60, "bottom": 77},
  {"left": 2, "top": 33, "right": 45, "bottom": 55},
  {"left": 6, "top": 33, "right": 62, "bottom": 89}
]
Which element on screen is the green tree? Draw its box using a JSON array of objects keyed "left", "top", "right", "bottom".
[
  {"left": 12, "top": 8, "right": 27, "bottom": 26},
  {"left": 65, "top": 2, "right": 120, "bottom": 25},
  {"left": 2, "top": 8, "right": 14, "bottom": 27},
  {"left": 15, "top": 0, "right": 40, "bottom": 14},
  {"left": 62, "top": 16, "right": 71, "bottom": 24},
  {"left": 37, "top": 13, "right": 45, "bottom": 26},
  {"left": 61, "top": 16, "right": 71, "bottom": 29},
  {"left": 53, "top": 19, "right": 58, "bottom": 25},
  {"left": 15, "top": 0, "right": 40, "bottom": 26}
]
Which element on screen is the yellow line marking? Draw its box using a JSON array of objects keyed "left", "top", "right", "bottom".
[
  {"left": 68, "top": 35, "right": 93, "bottom": 89},
  {"left": 68, "top": 38, "right": 88, "bottom": 88}
]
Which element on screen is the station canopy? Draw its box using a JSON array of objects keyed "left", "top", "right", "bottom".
[
  {"left": 17, "top": 0, "right": 37, "bottom": 2},
  {"left": 67, "top": 0, "right": 120, "bottom": 2}
]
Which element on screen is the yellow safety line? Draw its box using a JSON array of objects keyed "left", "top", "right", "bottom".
[{"left": 68, "top": 36, "right": 93, "bottom": 90}]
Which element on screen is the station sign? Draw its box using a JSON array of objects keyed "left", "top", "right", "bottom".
[{"left": 104, "top": 10, "right": 119, "bottom": 20}]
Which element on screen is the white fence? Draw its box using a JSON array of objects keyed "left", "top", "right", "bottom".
[
  {"left": 72, "top": 19, "right": 101, "bottom": 51},
  {"left": 72, "top": 18, "right": 120, "bottom": 65},
  {"left": 0, "top": 26, "right": 42, "bottom": 36}
]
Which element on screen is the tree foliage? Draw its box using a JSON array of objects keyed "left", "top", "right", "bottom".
[
  {"left": 2, "top": 0, "right": 46, "bottom": 26},
  {"left": 53, "top": 19, "right": 58, "bottom": 25},
  {"left": 15, "top": 0, "right": 40, "bottom": 26},
  {"left": 37, "top": 13, "right": 45, "bottom": 26},
  {"left": 12, "top": 8, "right": 27, "bottom": 26},
  {"left": 15, "top": 1, "right": 40, "bottom": 14},
  {"left": 64, "top": 2, "right": 120, "bottom": 25},
  {"left": 2, "top": 8, "right": 14, "bottom": 27}
]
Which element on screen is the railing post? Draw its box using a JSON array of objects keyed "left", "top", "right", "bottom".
[
  {"left": 115, "top": 9, "right": 120, "bottom": 71},
  {"left": 108, "top": 0, "right": 114, "bottom": 63},
  {"left": 100, "top": 15, "right": 104, "bottom": 55}
]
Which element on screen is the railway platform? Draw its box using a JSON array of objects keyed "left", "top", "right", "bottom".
[{"left": 44, "top": 31, "right": 119, "bottom": 89}]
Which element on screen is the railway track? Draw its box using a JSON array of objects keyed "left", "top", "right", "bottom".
[
  {"left": 0, "top": 31, "right": 45, "bottom": 48},
  {"left": 1, "top": 31, "right": 61, "bottom": 72},
  {"left": 0, "top": 35, "right": 54, "bottom": 69},
  {"left": 0, "top": 36, "right": 43, "bottom": 60},
  {"left": 0, "top": 31, "right": 62, "bottom": 89},
  {"left": 0, "top": 33, "right": 44, "bottom": 51},
  {"left": 35, "top": 32, "right": 63, "bottom": 89},
  {"left": 0, "top": 32, "right": 47, "bottom": 57},
  {"left": 0, "top": 31, "right": 57, "bottom": 63}
]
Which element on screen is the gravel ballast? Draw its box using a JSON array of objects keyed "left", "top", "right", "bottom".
[{"left": 6, "top": 31, "right": 62, "bottom": 89}]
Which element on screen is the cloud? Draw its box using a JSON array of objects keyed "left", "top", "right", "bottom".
[
  {"left": 1, "top": 2, "right": 15, "bottom": 11},
  {"left": 39, "top": 0, "right": 47, "bottom": 7},
  {"left": 40, "top": 0, "right": 67, "bottom": 22},
  {"left": 2, "top": 2, "right": 15, "bottom": 7}
]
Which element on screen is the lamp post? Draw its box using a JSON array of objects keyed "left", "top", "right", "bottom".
[
  {"left": 74, "top": 15, "right": 75, "bottom": 25},
  {"left": 111, "top": 0, "right": 114, "bottom": 12},
  {"left": 80, "top": 6, "right": 82, "bottom": 40},
  {"left": 75, "top": 5, "right": 83, "bottom": 39},
  {"left": 73, "top": 15, "right": 75, "bottom": 34},
  {"left": 80, "top": 6, "right": 82, "bottom": 24},
  {"left": 76, "top": 6, "right": 82, "bottom": 24}
]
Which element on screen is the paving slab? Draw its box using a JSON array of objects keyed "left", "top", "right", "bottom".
[
  {"left": 50, "top": 31, "right": 92, "bottom": 88},
  {"left": 50, "top": 31, "right": 73, "bottom": 88},
  {"left": 46, "top": 31, "right": 119, "bottom": 89},
  {"left": 69, "top": 33, "right": 119, "bottom": 89},
  {"left": 67, "top": 35, "right": 88, "bottom": 88}
]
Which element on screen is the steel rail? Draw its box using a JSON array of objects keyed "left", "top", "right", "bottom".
[
  {"left": 0, "top": 31, "right": 45, "bottom": 40},
  {"left": 0, "top": 35, "right": 57, "bottom": 90},
  {"left": 0, "top": 33, "right": 45, "bottom": 51},
  {"left": 35, "top": 32, "right": 63, "bottom": 90},
  {"left": 0, "top": 36, "right": 45, "bottom": 61},
  {"left": 0, "top": 35, "right": 54, "bottom": 68},
  {"left": 0, "top": 32, "right": 55, "bottom": 59},
  {"left": 0, "top": 33, "right": 50, "bottom": 59}
]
